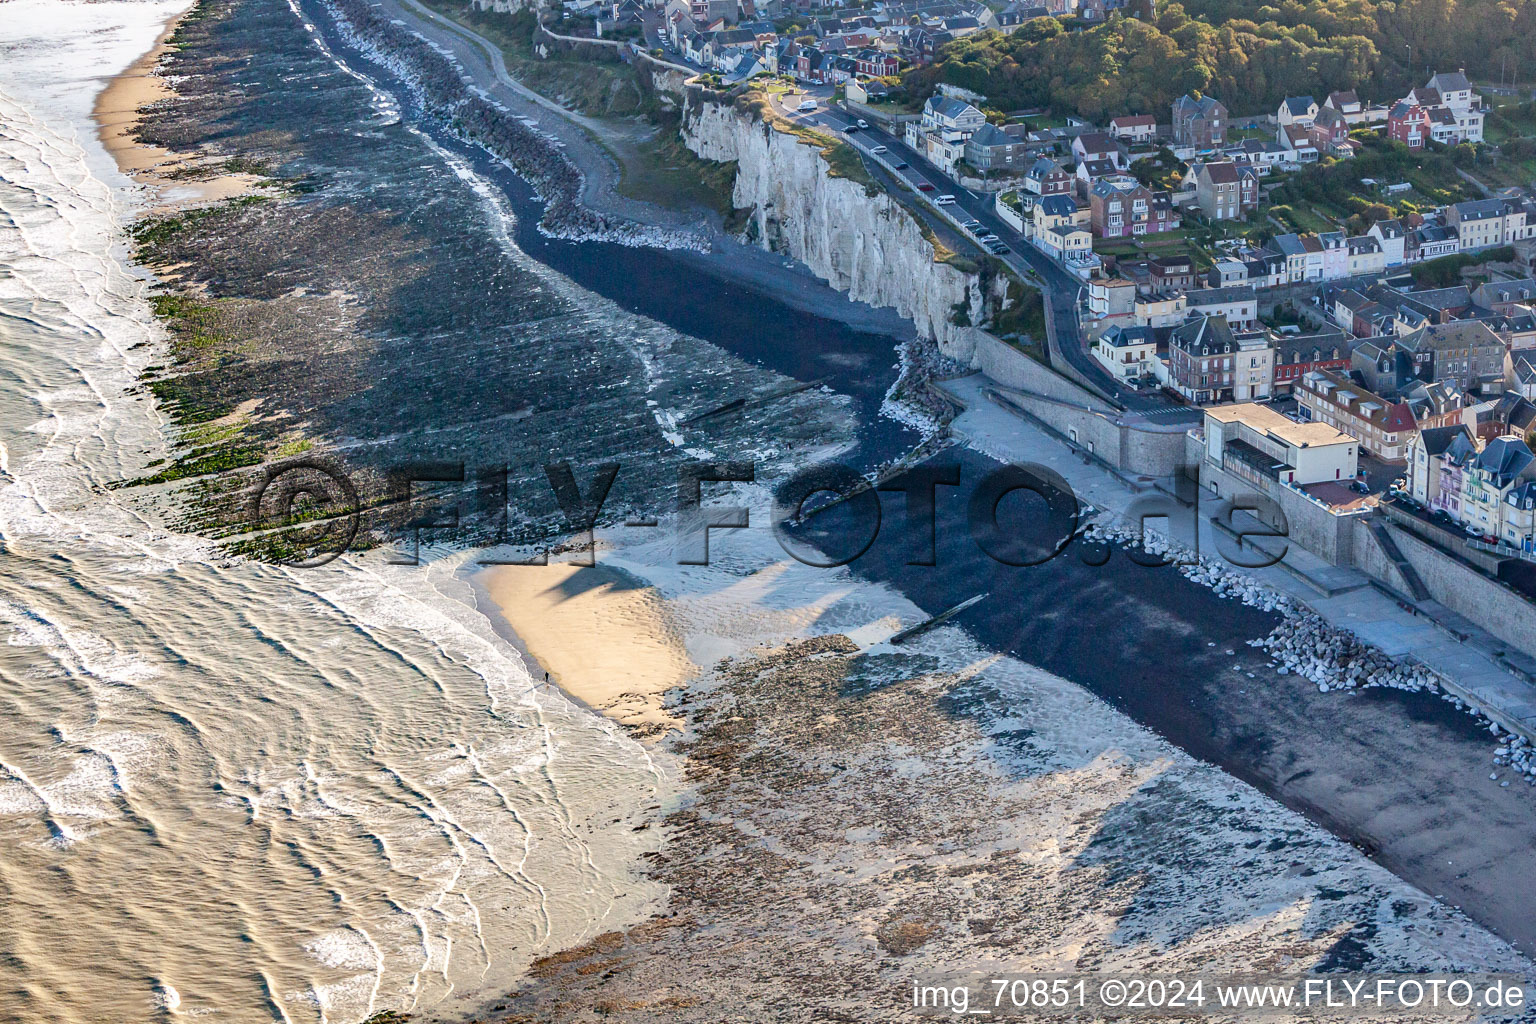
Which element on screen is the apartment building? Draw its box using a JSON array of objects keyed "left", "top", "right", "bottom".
[
  {"left": 1295, "top": 369, "right": 1416, "bottom": 459},
  {"left": 1168, "top": 315, "right": 1273, "bottom": 404}
]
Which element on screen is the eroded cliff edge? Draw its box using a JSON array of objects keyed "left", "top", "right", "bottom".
[{"left": 678, "top": 91, "right": 1014, "bottom": 357}]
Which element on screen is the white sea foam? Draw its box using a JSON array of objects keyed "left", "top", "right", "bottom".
[{"left": 0, "top": 5, "right": 671, "bottom": 1022}]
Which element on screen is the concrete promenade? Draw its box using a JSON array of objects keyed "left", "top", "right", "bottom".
[{"left": 940, "top": 372, "right": 1536, "bottom": 742}]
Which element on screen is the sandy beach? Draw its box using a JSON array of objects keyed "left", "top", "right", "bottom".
[
  {"left": 93, "top": 3, "right": 256, "bottom": 208},
  {"left": 474, "top": 560, "right": 696, "bottom": 736}
]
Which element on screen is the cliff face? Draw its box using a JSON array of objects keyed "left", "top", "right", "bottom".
[{"left": 681, "top": 100, "right": 995, "bottom": 355}]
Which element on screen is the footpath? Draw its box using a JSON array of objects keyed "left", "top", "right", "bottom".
[{"left": 939, "top": 373, "right": 1536, "bottom": 743}]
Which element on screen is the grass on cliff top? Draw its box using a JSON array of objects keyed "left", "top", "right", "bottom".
[
  {"left": 616, "top": 114, "right": 740, "bottom": 219},
  {"left": 738, "top": 87, "right": 881, "bottom": 197}
]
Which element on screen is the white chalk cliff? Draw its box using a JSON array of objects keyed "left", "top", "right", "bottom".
[{"left": 681, "top": 99, "right": 996, "bottom": 353}]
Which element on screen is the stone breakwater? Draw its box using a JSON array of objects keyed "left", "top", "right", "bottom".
[
  {"left": 322, "top": 0, "right": 704, "bottom": 248},
  {"left": 1086, "top": 522, "right": 1536, "bottom": 788},
  {"left": 881, "top": 339, "right": 969, "bottom": 437}
]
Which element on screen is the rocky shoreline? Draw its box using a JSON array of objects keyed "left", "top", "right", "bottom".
[
  {"left": 323, "top": 0, "right": 705, "bottom": 248},
  {"left": 1087, "top": 520, "right": 1536, "bottom": 790}
]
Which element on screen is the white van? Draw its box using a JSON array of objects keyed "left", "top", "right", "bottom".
[
  {"left": 797, "top": 99, "right": 817, "bottom": 112},
  {"left": 935, "top": 194, "right": 957, "bottom": 205}
]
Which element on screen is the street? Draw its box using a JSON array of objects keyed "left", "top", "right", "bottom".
[{"left": 767, "top": 88, "right": 1200, "bottom": 423}]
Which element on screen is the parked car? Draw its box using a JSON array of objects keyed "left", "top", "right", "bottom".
[
  {"left": 917, "top": 182, "right": 935, "bottom": 191},
  {"left": 870, "top": 145, "right": 887, "bottom": 154},
  {"left": 962, "top": 220, "right": 981, "bottom": 230},
  {"left": 893, "top": 161, "right": 909, "bottom": 169},
  {"left": 935, "top": 194, "right": 957, "bottom": 205},
  {"left": 845, "top": 125, "right": 859, "bottom": 133},
  {"left": 856, "top": 119, "right": 869, "bottom": 129}
]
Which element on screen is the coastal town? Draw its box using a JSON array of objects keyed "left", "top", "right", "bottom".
[
  {"left": 459, "top": 0, "right": 1536, "bottom": 706},
  {"left": 16, "top": 0, "right": 1536, "bottom": 1019}
]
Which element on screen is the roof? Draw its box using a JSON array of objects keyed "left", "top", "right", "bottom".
[
  {"left": 1478, "top": 278, "right": 1536, "bottom": 304},
  {"left": 1282, "top": 95, "right": 1317, "bottom": 116},
  {"left": 1454, "top": 198, "right": 1508, "bottom": 221},
  {"left": 1273, "top": 329, "right": 1349, "bottom": 363},
  {"left": 1171, "top": 314, "right": 1239, "bottom": 354},
  {"left": 1418, "top": 423, "right": 1473, "bottom": 457},
  {"left": 1074, "top": 131, "right": 1118, "bottom": 153},
  {"left": 1174, "top": 93, "right": 1224, "bottom": 117},
  {"left": 1200, "top": 160, "right": 1240, "bottom": 184},
  {"left": 926, "top": 94, "right": 979, "bottom": 120},
  {"left": 1400, "top": 319, "right": 1502, "bottom": 353},
  {"left": 1327, "top": 89, "right": 1361, "bottom": 109},
  {"left": 966, "top": 123, "right": 1015, "bottom": 149},
  {"left": 1472, "top": 436, "right": 1535, "bottom": 486},
  {"left": 1038, "top": 194, "right": 1077, "bottom": 216},
  {"left": 1100, "top": 325, "right": 1155, "bottom": 347},
  {"left": 1205, "top": 402, "right": 1355, "bottom": 448},
  {"left": 1110, "top": 114, "right": 1157, "bottom": 128},
  {"left": 1028, "top": 156, "right": 1064, "bottom": 177},
  {"left": 1427, "top": 69, "right": 1473, "bottom": 93},
  {"left": 1186, "top": 285, "right": 1256, "bottom": 307}
]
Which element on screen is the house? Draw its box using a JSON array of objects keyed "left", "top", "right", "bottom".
[
  {"left": 1324, "top": 89, "right": 1366, "bottom": 124},
  {"left": 1278, "top": 123, "right": 1319, "bottom": 163},
  {"left": 1318, "top": 230, "right": 1348, "bottom": 281},
  {"left": 1092, "top": 325, "right": 1157, "bottom": 380},
  {"left": 1031, "top": 194, "right": 1091, "bottom": 254},
  {"left": 963, "top": 123, "right": 1030, "bottom": 173},
  {"left": 1210, "top": 258, "right": 1249, "bottom": 287},
  {"left": 1459, "top": 435, "right": 1536, "bottom": 549},
  {"left": 1148, "top": 253, "right": 1197, "bottom": 293},
  {"left": 1310, "top": 106, "right": 1353, "bottom": 155},
  {"left": 853, "top": 48, "right": 898, "bottom": 76},
  {"left": 1272, "top": 233, "right": 1325, "bottom": 283},
  {"left": 1204, "top": 403, "right": 1358, "bottom": 489},
  {"left": 1346, "top": 235, "right": 1386, "bottom": 278},
  {"left": 1087, "top": 177, "right": 1179, "bottom": 238},
  {"left": 997, "top": 1, "right": 1049, "bottom": 26},
  {"left": 1071, "top": 132, "right": 1128, "bottom": 170},
  {"left": 1108, "top": 114, "right": 1158, "bottom": 144},
  {"left": 1423, "top": 68, "right": 1485, "bottom": 143},
  {"left": 1368, "top": 219, "right": 1407, "bottom": 266},
  {"left": 1086, "top": 276, "right": 1138, "bottom": 323},
  {"left": 1448, "top": 197, "right": 1533, "bottom": 250},
  {"left": 1296, "top": 369, "right": 1417, "bottom": 459},
  {"left": 1172, "top": 93, "right": 1227, "bottom": 148},
  {"left": 1185, "top": 286, "right": 1259, "bottom": 330},
  {"left": 1277, "top": 95, "right": 1318, "bottom": 127},
  {"left": 1133, "top": 291, "right": 1188, "bottom": 328},
  {"left": 845, "top": 76, "right": 890, "bottom": 104},
  {"left": 1074, "top": 158, "right": 1122, "bottom": 194},
  {"left": 1386, "top": 99, "right": 1430, "bottom": 149},
  {"left": 1406, "top": 423, "right": 1476, "bottom": 506},
  {"left": 1168, "top": 315, "right": 1274, "bottom": 404},
  {"left": 1187, "top": 160, "right": 1257, "bottom": 221},
  {"left": 1272, "top": 329, "right": 1351, "bottom": 393},
  {"left": 1476, "top": 278, "right": 1536, "bottom": 314},
  {"left": 1022, "top": 156, "right": 1072, "bottom": 197},
  {"left": 1508, "top": 353, "right": 1536, "bottom": 400},
  {"left": 921, "top": 93, "right": 986, "bottom": 134},
  {"left": 1411, "top": 223, "right": 1461, "bottom": 262},
  {"left": 1398, "top": 319, "right": 1506, "bottom": 391}
]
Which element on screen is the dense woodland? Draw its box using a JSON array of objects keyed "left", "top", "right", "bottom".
[{"left": 905, "top": 0, "right": 1536, "bottom": 120}]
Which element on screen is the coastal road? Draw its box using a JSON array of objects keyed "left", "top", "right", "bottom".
[{"left": 780, "top": 98, "right": 1195, "bottom": 419}]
